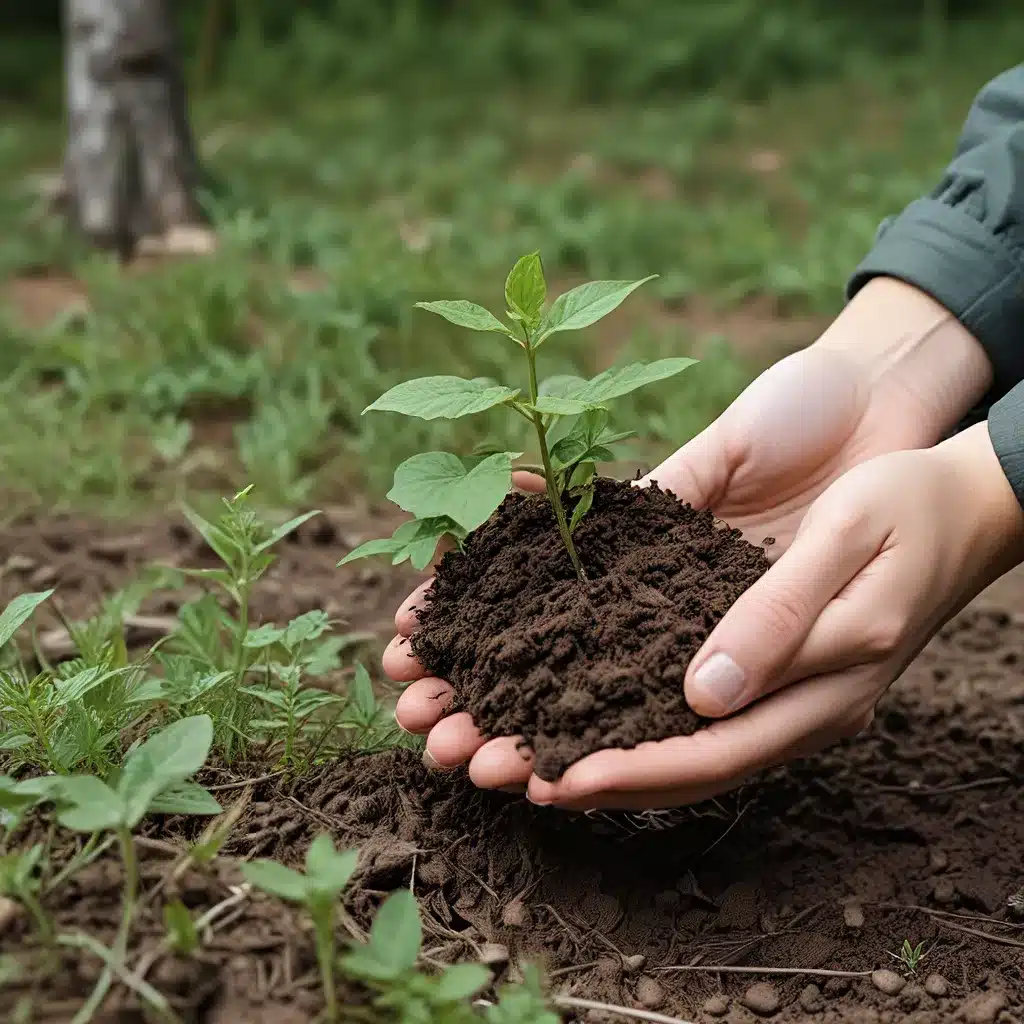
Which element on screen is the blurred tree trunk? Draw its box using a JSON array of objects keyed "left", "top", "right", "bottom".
[{"left": 64, "top": 0, "right": 210, "bottom": 259}]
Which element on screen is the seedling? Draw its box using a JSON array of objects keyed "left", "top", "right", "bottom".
[
  {"left": 888, "top": 938, "right": 927, "bottom": 976},
  {"left": 0, "top": 845, "right": 52, "bottom": 943},
  {"left": 163, "top": 900, "right": 199, "bottom": 956},
  {"left": 242, "top": 834, "right": 359, "bottom": 1021},
  {"left": 340, "top": 253, "right": 696, "bottom": 580}
]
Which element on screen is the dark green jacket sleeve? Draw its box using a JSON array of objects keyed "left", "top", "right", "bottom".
[{"left": 847, "top": 64, "right": 1024, "bottom": 505}]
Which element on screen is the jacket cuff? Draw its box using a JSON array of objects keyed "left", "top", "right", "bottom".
[
  {"left": 989, "top": 384, "right": 1024, "bottom": 510},
  {"left": 848, "top": 197, "right": 1024, "bottom": 405}
]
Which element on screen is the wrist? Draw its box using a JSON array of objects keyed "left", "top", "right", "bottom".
[{"left": 813, "top": 277, "right": 993, "bottom": 441}]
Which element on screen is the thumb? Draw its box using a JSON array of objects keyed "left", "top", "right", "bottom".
[
  {"left": 685, "top": 498, "right": 882, "bottom": 717},
  {"left": 636, "top": 421, "right": 730, "bottom": 511}
]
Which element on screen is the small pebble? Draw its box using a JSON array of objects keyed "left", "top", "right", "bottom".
[
  {"left": 871, "top": 970, "right": 906, "bottom": 996},
  {"left": 702, "top": 995, "right": 729, "bottom": 1017},
  {"left": 933, "top": 877, "right": 956, "bottom": 904},
  {"left": 824, "top": 977, "right": 851, "bottom": 997},
  {"left": 929, "top": 848, "right": 949, "bottom": 871},
  {"left": 843, "top": 903, "right": 865, "bottom": 929},
  {"left": 480, "top": 943, "right": 509, "bottom": 965},
  {"left": 960, "top": 991, "right": 1007, "bottom": 1024},
  {"left": 799, "top": 984, "right": 824, "bottom": 1013},
  {"left": 621, "top": 953, "right": 646, "bottom": 974},
  {"left": 635, "top": 977, "right": 664, "bottom": 1009},
  {"left": 501, "top": 901, "right": 529, "bottom": 928},
  {"left": 4, "top": 554, "right": 35, "bottom": 572},
  {"left": 924, "top": 974, "right": 949, "bottom": 998},
  {"left": 742, "top": 982, "right": 781, "bottom": 1016}
]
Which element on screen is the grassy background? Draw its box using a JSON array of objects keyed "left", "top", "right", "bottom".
[{"left": 1, "top": 2, "right": 1022, "bottom": 517}]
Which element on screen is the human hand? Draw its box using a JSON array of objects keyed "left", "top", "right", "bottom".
[{"left": 387, "top": 279, "right": 995, "bottom": 804}]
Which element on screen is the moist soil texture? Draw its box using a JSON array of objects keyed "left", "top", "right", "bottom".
[
  {"left": 2, "top": 514, "right": 1024, "bottom": 1023},
  {"left": 412, "top": 478, "right": 771, "bottom": 780}
]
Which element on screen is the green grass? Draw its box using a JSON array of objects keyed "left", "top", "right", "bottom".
[{"left": 0, "top": 16, "right": 1022, "bottom": 517}]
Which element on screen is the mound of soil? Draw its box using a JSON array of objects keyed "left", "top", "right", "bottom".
[{"left": 412, "top": 478, "right": 770, "bottom": 779}]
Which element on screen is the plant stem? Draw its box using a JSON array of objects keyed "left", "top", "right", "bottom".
[
  {"left": 72, "top": 828, "right": 138, "bottom": 1024},
  {"left": 313, "top": 907, "right": 337, "bottom": 1020},
  {"left": 524, "top": 344, "right": 587, "bottom": 582}
]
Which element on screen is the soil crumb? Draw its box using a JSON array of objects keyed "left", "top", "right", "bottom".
[{"left": 412, "top": 478, "right": 769, "bottom": 779}]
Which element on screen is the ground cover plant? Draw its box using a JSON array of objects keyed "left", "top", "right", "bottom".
[{"left": 342, "top": 256, "right": 771, "bottom": 779}]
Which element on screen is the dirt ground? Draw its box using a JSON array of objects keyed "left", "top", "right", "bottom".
[{"left": 2, "top": 509, "right": 1024, "bottom": 1023}]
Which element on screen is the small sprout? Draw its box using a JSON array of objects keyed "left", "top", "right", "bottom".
[
  {"left": 888, "top": 938, "right": 927, "bottom": 976},
  {"left": 163, "top": 899, "right": 199, "bottom": 955},
  {"left": 0, "top": 845, "right": 51, "bottom": 943},
  {"left": 243, "top": 835, "right": 359, "bottom": 1021},
  {"left": 344, "top": 253, "right": 696, "bottom": 582}
]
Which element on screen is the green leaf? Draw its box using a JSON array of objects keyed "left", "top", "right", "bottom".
[
  {"left": 437, "top": 963, "right": 490, "bottom": 1002},
  {"left": 505, "top": 252, "right": 546, "bottom": 328},
  {"left": 52, "top": 667, "right": 118, "bottom": 706},
  {"left": 414, "top": 300, "right": 513, "bottom": 337},
  {"left": 569, "top": 487, "right": 594, "bottom": 534},
  {"left": 337, "top": 537, "right": 404, "bottom": 567},
  {"left": 367, "top": 889, "right": 422, "bottom": 974},
  {"left": 535, "top": 276, "right": 657, "bottom": 344},
  {"left": 242, "top": 859, "right": 308, "bottom": 904},
  {"left": 163, "top": 900, "right": 199, "bottom": 955},
  {"left": 283, "top": 610, "right": 330, "bottom": 648},
  {"left": 340, "top": 946, "right": 403, "bottom": 984},
  {"left": 305, "top": 834, "right": 359, "bottom": 893},
  {"left": 0, "top": 591, "right": 53, "bottom": 649},
  {"left": 117, "top": 715, "right": 214, "bottom": 828},
  {"left": 181, "top": 506, "right": 238, "bottom": 568},
  {"left": 253, "top": 510, "right": 321, "bottom": 554},
  {"left": 387, "top": 452, "right": 515, "bottom": 532},
  {"left": 363, "top": 376, "right": 520, "bottom": 421},
  {"left": 570, "top": 357, "right": 697, "bottom": 404},
  {"left": 54, "top": 776, "right": 124, "bottom": 832},
  {"left": 531, "top": 396, "right": 596, "bottom": 416},
  {"left": 349, "top": 663, "right": 377, "bottom": 723},
  {"left": 147, "top": 782, "right": 222, "bottom": 817},
  {"left": 243, "top": 624, "right": 285, "bottom": 649},
  {"left": 550, "top": 409, "right": 610, "bottom": 467},
  {"left": 240, "top": 685, "right": 288, "bottom": 708}
]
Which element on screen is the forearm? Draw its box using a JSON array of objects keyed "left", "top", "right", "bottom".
[{"left": 813, "top": 276, "right": 993, "bottom": 443}]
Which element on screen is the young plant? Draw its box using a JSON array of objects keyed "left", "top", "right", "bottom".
[
  {"left": 49, "top": 715, "right": 221, "bottom": 1024},
  {"left": 0, "top": 844, "right": 52, "bottom": 943},
  {"left": 340, "top": 253, "right": 696, "bottom": 580},
  {"left": 888, "top": 938, "right": 927, "bottom": 976},
  {"left": 242, "top": 834, "right": 359, "bottom": 1022}
]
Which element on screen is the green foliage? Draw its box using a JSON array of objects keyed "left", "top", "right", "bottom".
[
  {"left": 888, "top": 938, "right": 927, "bottom": 976},
  {"left": 365, "top": 377, "right": 521, "bottom": 421},
  {"left": 534, "top": 277, "right": 657, "bottom": 346},
  {"left": 163, "top": 900, "right": 200, "bottom": 956}
]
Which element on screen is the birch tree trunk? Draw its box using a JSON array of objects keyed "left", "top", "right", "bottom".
[{"left": 64, "top": 0, "right": 210, "bottom": 258}]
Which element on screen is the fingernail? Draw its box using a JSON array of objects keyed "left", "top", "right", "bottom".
[
  {"left": 423, "top": 749, "right": 454, "bottom": 772},
  {"left": 526, "top": 794, "right": 552, "bottom": 807},
  {"left": 393, "top": 710, "right": 412, "bottom": 736},
  {"left": 692, "top": 651, "right": 746, "bottom": 713}
]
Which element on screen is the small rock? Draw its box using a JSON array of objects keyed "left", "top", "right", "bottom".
[
  {"left": 501, "top": 901, "right": 530, "bottom": 928},
  {"left": 933, "top": 877, "right": 956, "bottom": 904},
  {"left": 925, "top": 974, "right": 949, "bottom": 998},
  {"left": 824, "top": 977, "right": 851, "bottom": 997},
  {"left": 29, "top": 564, "right": 58, "bottom": 588},
  {"left": 799, "top": 984, "right": 824, "bottom": 1013},
  {"left": 871, "top": 970, "right": 906, "bottom": 996},
  {"left": 843, "top": 903, "right": 865, "bottom": 928},
  {"left": 959, "top": 991, "right": 1007, "bottom": 1024},
  {"left": 4, "top": 554, "right": 36, "bottom": 572},
  {"left": 742, "top": 982, "right": 780, "bottom": 1016},
  {"left": 621, "top": 954, "right": 646, "bottom": 974},
  {"left": 480, "top": 943, "right": 509, "bottom": 965},
  {"left": 635, "top": 977, "right": 664, "bottom": 1009},
  {"left": 929, "top": 848, "right": 949, "bottom": 871},
  {"left": 702, "top": 995, "right": 729, "bottom": 1017}
]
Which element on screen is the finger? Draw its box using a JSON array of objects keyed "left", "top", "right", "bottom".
[
  {"left": 636, "top": 422, "right": 727, "bottom": 510},
  {"left": 394, "top": 677, "right": 454, "bottom": 733},
  {"left": 468, "top": 736, "right": 535, "bottom": 789},
  {"left": 534, "top": 664, "right": 880, "bottom": 807},
  {"left": 425, "top": 712, "right": 486, "bottom": 768},
  {"left": 396, "top": 578, "right": 434, "bottom": 636},
  {"left": 512, "top": 471, "right": 547, "bottom": 493},
  {"left": 382, "top": 634, "right": 427, "bottom": 682},
  {"left": 685, "top": 495, "right": 883, "bottom": 717}
]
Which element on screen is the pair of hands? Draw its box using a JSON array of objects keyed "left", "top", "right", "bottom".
[{"left": 385, "top": 281, "right": 1023, "bottom": 810}]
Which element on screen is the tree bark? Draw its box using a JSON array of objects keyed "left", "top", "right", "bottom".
[{"left": 64, "top": 0, "right": 207, "bottom": 258}]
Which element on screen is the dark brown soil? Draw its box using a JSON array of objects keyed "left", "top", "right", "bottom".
[
  {"left": 3, "top": 513, "right": 1024, "bottom": 1023},
  {"left": 412, "top": 478, "right": 771, "bottom": 780}
]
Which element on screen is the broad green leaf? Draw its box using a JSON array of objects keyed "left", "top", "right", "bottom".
[
  {"left": 535, "top": 276, "right": 657, "bottom": 344},
  {"left": 340, "top": 945, "right": 403, "bottom": 983},
  {"left": 148, "top": 782, "right": 222, "bottom": 817},
  {"left": 243, "top": 624, "right": 285, "bottom": 649},
  {"left": 363, "top": 376, "right": 520, "bottom": 421},
  {"left": 531, "top": 396, "right": 596, "bottom": 416},
  {"left": 0, "top": 733, "right": 32, "bottom": 751},
  {"left": 438, "top": 963, "right": 490, "bottom": 1002},
  {"left": 569, "top": 358, "right": 697, "bottom": 404},
  {"left": 337, "top": 537, "right": 404, "bottom": 567},
  {"left": 242, "top": 859, "right": 308, "bottom": 904},
  {"left": 405, "top": 532, "right": 442, "bottom": 571},
  {"left": 0, "top": 591, "right": 53, "bottom": 650},
  {"left": 118, "top": 715, "right": 214, "bottom": 828},
  {"left": 124, "top": 677, "right": 170, "bottom": 705},
  {"left": 349, "top": 663, "right": 377, "bottom": 723},
  {"left": 569, "top": 460, "right": 596, "bottom": 490},
  {"left": 414, "top": 300, "right": 513, "bottom": 337},
  {"left": 305, "top": 835, "right": 359, "bottom": 893},
  {"left": 54, "top": 776, "right": 123, "bottom": 832},
  {"left": 550, "top": 409, "right": 610, "bottom": 467},
  {"left": 240, "top": 685, "right": 288, "bottom": 709},
  {"left": 253, "top": 510, "right": 321, "bottom": 554},
  {"left": 181, "top": 506, "right": 238, "bottom": 568},
  {"left": 387, "top": 452, "right": 516, "bottom": 532},
  {"left": 569, "top": 487, "right": 595, "bottom": 534},
  {"left": 505, "top": 252, "right": 546, "bottom": 327},
  {"left": 283, "top": 610, "right": 330, "bottom": 648},
  {"left": 367, "top": 889, "right": 422, "bottom": 974}
]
